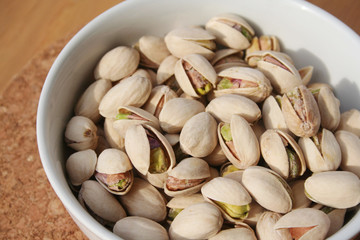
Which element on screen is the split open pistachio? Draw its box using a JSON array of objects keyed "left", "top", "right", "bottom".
[
  {"left": 262, "top": 95, "right": 291, "bottom": 135},
  {"left": 142, "top": 85, "right": 178, "bottom": 118},
  {"left": 64, "top": 116, "right": 98, "bottom": 151},
  {"left": 209, "top": 227, "right": 257, "bottom": 240},
  {"left": 166, "top": 193, "right": 205, "bottom": 222},
  {"left": 211, "top": 48, "right": 247, "bottom": 73},
  {"left": 246, "top": 35, "right": 280, "bottom": 56},
  {"left": 256, "top": 211, "right": 292, "bottom": 240}
]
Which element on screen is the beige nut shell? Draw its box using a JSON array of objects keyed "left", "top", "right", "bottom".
[
  {"left": 335, "top": 130, "right": 360, "bottom": 177},
  {"left": 209, "top": 228, "right": 257, "bottom": 240},
  {"left": 64, "top": 116, "right": 98, "bottom": 151},
  {"left": 66, "top": 149, "right": 97, "bottom": 186},
  {"left": 142, "top": 85, "right": 178, "bottom": 118}
]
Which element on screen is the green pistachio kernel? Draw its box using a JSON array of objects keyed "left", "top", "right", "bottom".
[
  {"left": 217, "top": 78, "right": 233, "bottom": 90},
  {"left": 196, "top": 82, "right": 213, "bottom": 95},
  {"left": 149, "top": 147, "right": 169, "bottom": 174},
  {"left": 321, "top": 206, "right": 334, "bottom": 214},
  {"left": 241, "top": 27, "right": 253, "bottom": 42},
  {"left": 221, "top": 164, "right": 240, "bottom": 177},
  {"left": 275, "top": 95, "right": 282, "bottom": 108},
  {"left": 286, "top": 148, "right": 301, "bottom": 179},
  {"left": 168, "top": 208, "right": 183, "bottom": 221},
  {"left": 215, "top": 200, "right": 250, "bottom": 219},
  {"left": 220, "top": 123, "right": 232, "bottom": 142},
  {"left": 109, "top": 179, "right": 128, "bottom": 190},
  {"left": 115, "top": 113, "right": 130, "bottom": 120}
]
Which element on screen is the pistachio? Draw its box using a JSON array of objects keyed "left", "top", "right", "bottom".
[
  {"left": 312, "top": 205, "right": 347, "bottom": 237},
  {"left": 298, "top": 66, "right": 314, "bottom": 85},
  {"left": 65, "top": 149, "right": 97, "bottom": 186},
  {"left": 290, "top": 180, "right": 311, "bottom": 209},
  {"left": 246, "top": 35, "right": 280, "bottom": 56},
  {"left": 262, "top": 95, "right": 291, "bottom": 135},
  {"left": 64, "top": 116, "right": 98, "bottom": 151},
  {"left": 211, "top": 48, "right": 247, "bottom": 73},
  {"left": 337, "top": 109, "right": 360, "bottom": 137},
  {"left": 243, "top": 201, "right": 266, "bottom": 228},
  {"left": 166, "top": 193, "right": 205, "bottom": 221},
  {"left": 156, "top": 55, "right": 179, "bottom": 85},
  {"left": 142, "top": 85, "right": 178, "bottom": 118},
  {"left": 335, "top": 130, "right": 360, "bottom": 177},
  {"left": 209, "top": 227, "right": 257, "bottom": 240},
  {"left": 203, "top": 144, "right": 228, "bottom": 167},
  {"left": 103, "top": 118, "right": 125, "bottom": 150},
  {"left": 256, "top": 211, "right": 292, "bottom": 240}
]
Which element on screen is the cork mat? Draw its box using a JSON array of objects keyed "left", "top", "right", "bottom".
[{"left": 0, "top": 34, "right": 87, "bottom": 240}]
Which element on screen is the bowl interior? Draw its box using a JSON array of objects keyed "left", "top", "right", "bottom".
[{"left": 37, "top": 0, "right": 360, "bottom": 239}]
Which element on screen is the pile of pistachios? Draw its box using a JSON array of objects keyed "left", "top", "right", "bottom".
[{"left": 64, "top": 13, "right": 360, "bottom": 240}]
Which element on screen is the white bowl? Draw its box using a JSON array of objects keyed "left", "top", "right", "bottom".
[{"left": 37, "top": 0, "right": 360, "bottom": 239}]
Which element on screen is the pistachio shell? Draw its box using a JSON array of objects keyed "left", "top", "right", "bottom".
[
  {"left": 211, "top": 48, "right": 247, "bottom": 72},
  {"left": 256, "top": 211, "right": 292, "bottom": 240},
  {"left": 113, "top": 216, "right": 169, "bottom": 240},
  {"left": 335, "top": 130, "right": 360, "bottom": 177},
  {"left": 118, "top": 178, "right": 167, "bottom": 222},
  {"left": 260, "top": 129, "right": 306, "bottom": 179},
  {"left": 98, "top": 75, "right": 152, "bottom": 118},
  {"left": 243, "top": 201, "right": 266, "bottom": 228},
  {"left": 142, "top": 85, "right": 178, "bottom": 118},
  {"left": 299, "top": 66, "right": 314, "bottom": 85},
  {"left": 103, "top": 118, "right": 125, "bottom": 150},
  {"left": 167, "top": 193, "right": 205, "bottom": 209},
  {"left": 203, "top": 144, "right": 228, "bottom": 167},
  {"left": 242, "top": 166, "right": 293, "bottom": 214},
  {"left": 246, "top": 35, "right": 280, "bottom": 56},
  {"left": 94, "top": 46, "right": 139, "bottom": 81},
  {"left": 164, "top": 27, "right": 216, "bottom": 60},
  {"left": 156, "top": 55, "right": 179, "bottom": 85},
  {"left": 304, "top": 171, "right": 360, "bottom": 208},
  {"left": 218, "top": 114, "right": 260, "bottom": 169},
  {"left": 298, "top": 128, "right": 341, "bottom": 172},
  {"left": 169, "top": 202, "right": 223, "bottom": 240},
  {"left": 206, "top": 94, "right": 261, "bottom": 123},
  {"left": 137, "top": 35, "right": 170, "bottom": 68},
  {"left": 74, "top": 79, "right": 112, "bottom": 123},
  {"left": 66, "top": 149, "right": 97, "bottom": 186},
  {"left": 205, "top": 13, "right": 255, "bottom": 50},
  {"left": 159, "top": 97, "right": 205, "bottom": 134},
  {"left": 262, "top": 95, "right": 291, "bottom": 134},
  {"left": 326, "top": 208, "right": 346, "bottom": 237},
  {"left": 290, "top": 180, "right": 311, "bottom": 209},
  {"left": 164, "top": 133, "right": 180, "bottom": 146},
  {"left": 307, "top": 82, "right": 333, "bottom": 91},
  {"left": 314, "top": 87, "right": 341, "bottom": 131},
  {"left": 209, "top": 228, "right": 257, "bottom": 240},
  {"left": 64, "top": 116, "right": 98, "bottom": 151},
  {"left": 132, "top": 68, "right": 157, "bottom": 87},
  {"left": 179, "top": 112, "right": 218, "bottom": 158},
  {"left": 95, "top": 125, "right": 111, "bottom": 155},
  {"left": 274, "top": 208, "right": 330, "bottom": 240},
  {"left": 337, "top": 109, "right": 360, "bottom": 137}
]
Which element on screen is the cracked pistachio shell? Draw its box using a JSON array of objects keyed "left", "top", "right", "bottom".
[
  {"left": 262, "top": 95, "right": 291, "bottom": 135},
  {"left": 135, "top": 35, "right": 170, "bottom": 68},
  {"left": 132, "top": 68, "right": 157, "bottom": 87},
  {"left": 242, "top": 166, "right": 293, "bottom": 214},
  {"left": 220, "top": 162, "right": 243, "bottom": 182},
  {"left": 246, "top": 35, "right": 280, "bottom": 56},
  {"left": 201, "top": 177, "right": 252, "bottom": 223},
  {"left": 112, "top": 106, "right": 160, "bottom": 136},
  {"left": 143, "top": 85, "right": 178, "bottom": 118},
  {"left": 260, "top": 129, "right": 306, "bottom": 180},
  {"left": 94, "top": 46, "right": 139, "bottom": 81},
  {"left": 282, "top": 85, "right": 321, "bottom": 137},
  {"left": 299, "top": 66, "right": 314, "bottom": 86},
  {"left": 209, "top": 227, "right": 257, "bottom": 240},
  {"left": 159, "top": 97, "right": 205, "bottom": 134},
  {"left": 164, "top": 157, "right": 210, "bottom": 197},
  {"left": 78, "top": 180, "right": 126, "bottom": 224},
  {"left": 113, "top": 216, "right": 169, "bottom": 240},
  {"left": 337, "top": 109, "right": 360, "bottom": 137},
  {"left": 66, "top": 149, "right": 97, "bottom": 186},
  {"left": 312, "top": 204, "right": 347, "bottom": 237},
  {"left": 246, "top": 51, "right": 302, "bottom": 94},
  {"left": 104, "top": 118, "right": 124, "bottom": 150},
  {"left": 203, "top": 144, "right": 228, "bottom": 167},
  {"left": 174, "top": 53, "right": 217, "bottom": 98},
  {"left": 211, "top": 48, "right": 247, "bottom": 73},
  {"left": 95, "top": 149, "right": 133, "bottom": 195},
  {"left": 218, "top": 114, "right": 260, "bottom": 169},
  {"left": 179, "top": 112, "right": 218, "bottom": 158},
  {"left": 335, "top": 130, "right": 360, "bottom": 177},
  {"left": 206, "top": 94, "right": 261, "bottom": 123},
  {"left": 290, "top": 180, "right": 311, "bottom": 209},
  {"left": 74, "top": 79, "right": 112, "bottom": 123},
  {"left": 304, "top": 171, "right": 360, "bottom": 208},
  {"left": 98, "top": 75, "right": 152, "bottom": 118},
  {"left": 64, "top": 116, "right": 98, "bottom": 151},
  {"left": 243, "top": 201, "right": 266, "bottom": 228},
  {"left": 125, "top": 124, "right": 176, "bottom": 176},
  {"left": 167, "top": 193, "right": 205, "bottom": 210},
  {"left": 156, "top": 55, "right": 179, "bottom": 85},
  {"left": 299, "top": 128, "right": 341, "bottom": 173},
  {"left": 164, "top": 27, "right": 216, "bottom": 60},
  {"left": 205, "top": 13, "right": 255, "bottom": 50},
  {"left": 274, "top": 208, "right": 330, "bottom": 240},
  {"left": 256, "top": 211, "right": 292, "bottom": 240},
  {"left": 169, "top": 202, "right": 223, "bottom": 240},
  {"left": 118, "top": 178, "right": 167, "bottom": 222},
  {"left": 215, "top": 66, "right": 272, "bottom": 103}
]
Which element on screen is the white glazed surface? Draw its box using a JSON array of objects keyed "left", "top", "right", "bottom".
[{"left": 37, "top": 0, "right": 360, "bottom": 239}]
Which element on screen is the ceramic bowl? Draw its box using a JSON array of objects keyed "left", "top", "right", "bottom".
[{"left": 37, "top": 0, "right": 360, "bottom": 239}]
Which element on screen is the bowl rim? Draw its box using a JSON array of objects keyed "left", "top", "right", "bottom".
[{"left": 36, "top": 0, "right": 360, "bottom": 239}]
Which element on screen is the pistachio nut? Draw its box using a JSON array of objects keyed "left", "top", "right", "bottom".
[
  {"left": 298, "top": 128, "right": 341, "bottom": 172},
  {"left": 98, "top": 75, "right": 152, "bottom": 118},
  {"left": 142, "top": 85, "right": 178, "bottom": 118},
  {"left": 174, "top": 53, "right": 217, "bottom": 97},
  {"left": 218, "top": 114, "right": 260, "bottom": 169},
  {"left": 290, "top": 180, "right": 311, "bottom": 209},
  {"left": 95, "top": 125, "right": 111, "bottom": 155},
  {"left": 312, "top": 204, "right": 346, "bottom": 237},
  {"left": 262, "top": 95, "right": 291, "bottom": 135},
  {"left": 103, "top": 118, "right": 125, "bottom": 150},
  {"left": 206, "top": 94, "right": 261, "bottom": 123},
  {"left": 298, "top": 66, "right": 314, "bottom": 86},
  {"left": 304, "top": 171, "right": 360, "bottom": 208},
  {"left": 164, "top": 27, "right": 216, "bottom": 60},
  {"left": 179, "top": 112, "right": 218, "bottom": 158},
  {"left": 246, "top": 51, "right": 302, "bottom": 94},
  {"left": 220, "top": 162, "right": 242, "bottom": 177},
  {"left": 164, "top": 157, "right": 210, "bottom": 197},
  {"left": 180, "top": 91, "right": 208, "bottom": 106},
  {"left": 243, "top": 201, "right": 266, "bottom": 228},
  {"left": 169, "top": 202, "right": 223, "bottom": 240},
  {"left": 166, "top": 193, "right": 206, "bottom": 222},
  {"left": 274, "top": 208, "right": 330, "bottom": 240},
  {"left": 78, "top": 180, "right": 126, "bottom": 227},
  {"left": 211, "top": 48, "right": 247, "bottom": 73},
  {"left": 156, "top": 55, "right": 179, "bottom": 85},
  {"left": 337, "top": 109, "right": 360, "bottom": 137},
  {"left": 335, "top": 130, "right": 360, "bottom": 177},
  {"left": 65, "top": 149, "right": 97, "bottom": 186},
  {"left": 134, "top": 35, "right": 170, "bottom": 69},
  {"left": 242, "top": 166, "right": 293, "bottom": 213},
  {"left": 113, "top": 216, "right": 169, "bottom": 240},
  {"left": 95, "top": 149, "right": 133, "bottom": 195},
  {"left": 203, "top": 144, "right": 228, "bottom": 167},
  {"left": 94, "top": 46, "right": 139, "bottom": 81},
  {"left": 251, "top": 119, "right": 266, "bottom": 141},
  {"left": 201, "top": 177, "right": 252, "bottom": 223},
  {"left": 307, "top": 82, "right": 333, "bottom": 91},
  {"left": 132, "top": 68, "right": 157, "bottom": 87},
  {"left": 164, "top": 133, "right": 180, "bottom": 147},
  {"left": 256, "top": 211, "right": 292, "bottom": 240},
  {"left": 260, "top": 129, "right": 306, "bottom": 180},
  {"left": 118, "top": 178, "right": 167, "bottom": 222},
  {"left": 282, "top": 85, "right": 321, "bottom": 137},
  {"left": 74, "top": 79, "right": 112, "bottom": 123},
  {"left": 246, "top": 35, "right": 280, "bottom": 56},
  {"left": 209, "top": 227, "right": 257, "bottom": 240},
  {"left": 64, "top": 116, "right": 98, "bottom": 151},
  {"left": 214, "top": 66, "right": 273, "bottom": 102},
  {"left": 205, "top": 13, "right": 255, "bottom": 50}
]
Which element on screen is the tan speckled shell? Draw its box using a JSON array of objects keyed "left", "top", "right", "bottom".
[
  {"left": 262, "top": 95, "right": 291, "bottom": 135},
  {"left": 209, "top": 227, "right": 257, "bottom": 240},
  {"left": 335, "top": 130, "right": 360, "bottom": 177},
  {"left": 166, "top": 193, "right": 205, "bottom": 209},
  {"left": 142, "top": 85, "right": 178, "bottom": 118},
  {"left": 104, "top": 118, "right": 125, "bottom": 150},
  {"left": 66, "top": 149, "right": 97, "bottom": 186},
  {"left": 64, "top": 116, "right": 98, "bottom": 151},
  {"left": 316, "top": 87, "right": 341, "bottom": 131},
  {"left": 137, "top": 35, "right": 170, "bottom": 68},
  {"left": 256, "top": 211, "right": 292, "bottom": 240}
]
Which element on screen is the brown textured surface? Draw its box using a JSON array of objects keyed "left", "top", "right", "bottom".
[{"left": 0, "top": 34, "right": 87, "bottom": 240}]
